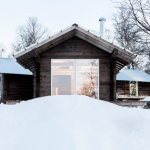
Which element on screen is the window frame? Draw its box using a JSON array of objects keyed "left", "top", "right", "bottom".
[{"left": 51, "top": 59, "right": 99, "bottom": 99}]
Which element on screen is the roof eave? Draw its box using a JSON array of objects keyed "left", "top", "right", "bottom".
[
  {"left": 15, "top": 24, "right": 135, "bottom": 68},
  {"left": 15, "top": 25, "right": 76, "bottom": 60}
]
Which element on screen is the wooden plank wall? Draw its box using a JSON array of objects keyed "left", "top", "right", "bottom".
[
  {"left": 139, "top": 82, "right": 150, "bottom": 96},
  {"left": 2, "top": 74, "right": 33, "bottom": 102},
  {"left": 38, "top": 37, "right": 114, "bottom": 101},
  {"left": 117, "top": 81, "right": 129, "bottom": 96},
  {"left": 117, "top": 81, "right": 150, "bottom": 97}
]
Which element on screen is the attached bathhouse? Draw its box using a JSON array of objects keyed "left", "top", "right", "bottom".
[
  {"left": 15, "top": 24, "right": 135, "bottom": 101},
  {"left": 0, "top": 58, "right": 33, "bottom": 103}
]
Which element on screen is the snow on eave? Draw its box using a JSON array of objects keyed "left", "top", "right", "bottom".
[
  {"left": 14, "top": 25, "right": 76, "bottom": 59},
  {"left": 15, "top": 24, "right": 135, "bottom": 64}
]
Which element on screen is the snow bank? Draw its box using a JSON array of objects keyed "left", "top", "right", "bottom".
[{"left": 0, "top": 95, "right": 150, "bottom": 150}]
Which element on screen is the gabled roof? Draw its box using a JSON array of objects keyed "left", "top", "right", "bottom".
[
  {"left": 117, "top": 69, "right": 150, "bottom": 82},
  {"left": 0, "top": 58, "right": 32, "bottom": 75},
  {"left": 15, "top": 24, "right": 135, "bottom": 71}
]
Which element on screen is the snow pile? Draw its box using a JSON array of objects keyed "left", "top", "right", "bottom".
[{"left": 0, "top": 95, "right": 150, "bottom": 150}]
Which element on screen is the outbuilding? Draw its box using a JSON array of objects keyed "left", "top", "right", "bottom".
[
  {"left": 15, "top": 24, "right": 135, "bottom": 101},
  {"left": 0, "top": 58, "right": 33, "bottom": 103},
  {"left": 117, "top": 69, "right": 150, "bottom": 100}
]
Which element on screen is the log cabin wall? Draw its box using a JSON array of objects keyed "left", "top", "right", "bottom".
[
  {"left": 117, "top": 81, "right": 130, "bottom": 96},
  {"left": 2, "top": 74, "right": 33, "bottom": 102},
  {"left": 117, "top": 81, "right": 150, "bottom": 98},
  {"left": 38, "top": 37, "right": 114, "bottom": 101},
  {"left": 138, "top": 82, "right": 150, "bottom": 96}
]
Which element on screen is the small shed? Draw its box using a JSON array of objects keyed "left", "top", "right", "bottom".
[
  {"left": 117, "top": 69, "right": 150, "bottom": 100},
  {"left": 15, "top": 24, "right": 135, "bottom": 101},
  {"left": 0, "top": 58, "right": 33, "bottom": 103}
]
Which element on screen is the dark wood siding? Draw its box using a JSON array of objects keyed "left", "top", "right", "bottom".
[
  {"left": 2, "top": 74, "right": 33, "bottom": 102},
  {"left": 139, "top": 82, "right": 150, "bottom": 96},
  {"left": 117, "top": 81, "right": 150, "bottom": 98},
  {"left": 117, "top": 81, "right": 129, "bottom": 96},
  {"left": 38, "top": 37, "right": 114, "bottom": 101}
]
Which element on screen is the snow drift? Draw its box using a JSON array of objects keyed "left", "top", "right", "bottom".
[{"left": 0, "top": 95, "right": 150, "bottom": 150}]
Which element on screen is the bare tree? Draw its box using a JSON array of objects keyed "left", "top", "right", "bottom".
[
  {"left": 114, "top": 0, "right": 150, "bottom": 72},
  {"left": 0, "top": 48, "right": 4, "bottom": 57},
  {"left": 12, "top": 17, "right": 49, "bottom": 52},
  {"left": 0, "top": 44, "right": 6, "bottom": 57},
  {"left": 114, "top": 5, "right": 142, "bottom": 68},
  {"left": 127, "top": 0, "right": 150, "bottom": 34},
  {"left": 114, "top": 6, "right": 138, "bottom": 50},
  {"left": 145, "top": 61, "right": 150, "bottom": 74}
]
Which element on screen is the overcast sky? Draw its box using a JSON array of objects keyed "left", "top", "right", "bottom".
[{"left": 0, "top": 0, "right": 116, "bottom": 52}]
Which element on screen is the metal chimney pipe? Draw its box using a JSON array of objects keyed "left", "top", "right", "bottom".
[{"left": 99, "top": 17, "right": 106, "bottom": 37}]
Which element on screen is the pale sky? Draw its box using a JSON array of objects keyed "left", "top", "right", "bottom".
[{"left": 0, "top": 0, "right": 116, "bottom": 53}]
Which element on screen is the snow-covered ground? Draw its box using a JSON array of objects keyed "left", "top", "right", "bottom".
[{"left": 0, "top": 95, "right": 150, "bottom": 150}]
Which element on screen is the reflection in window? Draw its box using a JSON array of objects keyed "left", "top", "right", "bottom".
[
  {"left": 76, "top": 60, "right": 99, "bottom": 98},
  {"left": 51, "top": 59, "right": 99, "bottom": 99}
]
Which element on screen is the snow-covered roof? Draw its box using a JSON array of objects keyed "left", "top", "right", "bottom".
[
  {"left": 117, "top": 69, "right": 150, "bottom": 82},
  {"left": 0, "top": 58, "right": 32, "bottom": 75}
]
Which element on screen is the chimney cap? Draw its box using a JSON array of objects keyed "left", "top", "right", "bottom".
[{"left": 99, "top": 17, "right": 106, "bottom": 22}]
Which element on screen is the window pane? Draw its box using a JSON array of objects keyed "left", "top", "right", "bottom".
[
  {"left": 51, "top": 59, "right": 99, "bottom": 98},
  {"left": 76, "top": 59, "right": 99, "bottom": 99},
  {"left": 51, "top": 60, "right": 74, "bottom": 95}
]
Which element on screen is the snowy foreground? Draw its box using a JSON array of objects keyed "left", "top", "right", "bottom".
[{"left": 0, "top": 95, "right": 150, "bottom": 150}]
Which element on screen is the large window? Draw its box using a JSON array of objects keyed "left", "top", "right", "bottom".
[{"left": 51, "top": 59, "right": 99, "bottom": 99}]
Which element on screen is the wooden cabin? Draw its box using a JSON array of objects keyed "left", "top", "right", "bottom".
[
  {"left": 117, "top": 69, "right": 150, "bottom": 100},
  {"left": 0, "top": 58, "right": 33, "bottom": 103},
  {"left": 15, "top": 24, "right": 135, "bottom": 101}
]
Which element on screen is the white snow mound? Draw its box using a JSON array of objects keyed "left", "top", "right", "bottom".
[{"left": 0, "top": 95, "right": 150, "bottom": 150}]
